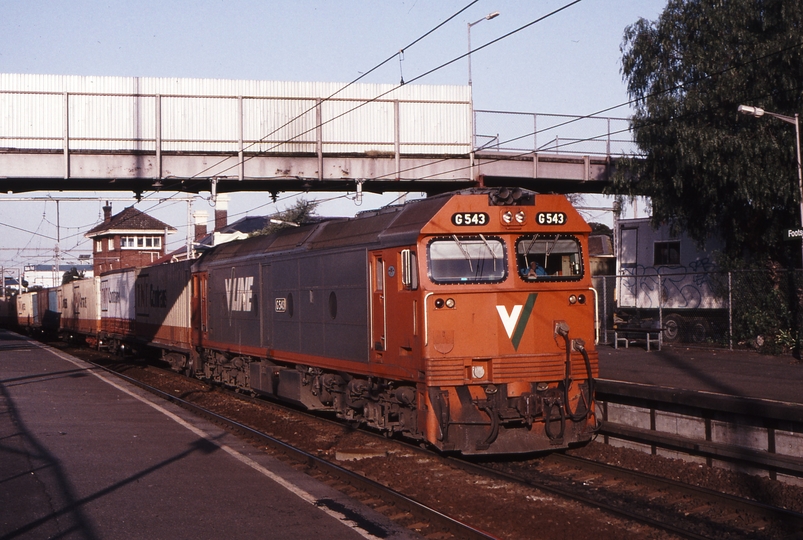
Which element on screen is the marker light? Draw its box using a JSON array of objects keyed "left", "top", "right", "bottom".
[
  {"left": 435, "top": 298, "right": 445, "bottom": 309},
  {"left": 445, "top": 298, "right": 456, "bottom": 309},
  {"left": 568, "top": 295, "right": 577, "bottom": 304}
]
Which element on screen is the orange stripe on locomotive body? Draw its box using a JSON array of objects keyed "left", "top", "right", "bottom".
[{"left": 417, "top": 192, "right": 599, "bottom": 454}]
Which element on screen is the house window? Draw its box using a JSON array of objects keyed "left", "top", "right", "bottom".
[
  {"left": 654, "top": 241, "right": 680, "bottom": 265},
  {"left": 108, "top": 238, "right": 114, "bottom": 250},
  {"left": 121, "top": 236, "right": 162, "bottom": 250},
  {"left": 96, "top": 240, "right": 102, "bottom": 252}
]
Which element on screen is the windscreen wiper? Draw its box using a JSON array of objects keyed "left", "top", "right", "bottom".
[{"left": 452, "top": 234, "right": 473, "bottom": 273}]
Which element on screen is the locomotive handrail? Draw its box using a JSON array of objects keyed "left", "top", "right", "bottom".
[
  {"left": 590, "top": 286, "right": 599, "bottom": 345},
  {"left": 423, "top": 292, "right": 434, "bottom": 346}
]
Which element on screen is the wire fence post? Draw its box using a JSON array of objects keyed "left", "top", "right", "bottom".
[
  {"left": 602, "top": 276, "right": 608, "bottom": 344},
  {"left": 728, "top": 271, "right": 733, "bottom": 351}
]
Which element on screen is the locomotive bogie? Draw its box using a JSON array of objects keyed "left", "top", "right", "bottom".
[{"left": 425, "top": 380, "right": 594, "bottom": 454}]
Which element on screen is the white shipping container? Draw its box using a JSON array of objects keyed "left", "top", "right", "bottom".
[
  {"left": 134, "top": 261, "right": 192, "bottom": 350},
  {"left": 100, "top": 268, "right": 138, "bottom": 325}
]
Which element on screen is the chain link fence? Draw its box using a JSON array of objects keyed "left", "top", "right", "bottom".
[{"left": 594, "top": 269, "right": 803, "bottom": 354}]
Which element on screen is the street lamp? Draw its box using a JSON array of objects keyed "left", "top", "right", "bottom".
[
  {"left": 467, "top": 11, "right": 499, "bottom": 155},
  {"left": 738, "top": 104, "right": 803, "bottom": 264},
  {"left": 467, "top": 11, "right": 500, "bottom": 87}
]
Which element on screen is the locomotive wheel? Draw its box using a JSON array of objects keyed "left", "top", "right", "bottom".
[{"left": 662, "top": 314, "right": 683, "bottom": 343}]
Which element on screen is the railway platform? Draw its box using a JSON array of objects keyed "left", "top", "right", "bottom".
[
  {"left": 597, "top": 342, "right": 803, "bottom": 483},
  {"left": 598, "top": 342, "right": 803, "bottom": 405},
  {"left": 0, "top": 329, "right": 417, "bottom": 540}
]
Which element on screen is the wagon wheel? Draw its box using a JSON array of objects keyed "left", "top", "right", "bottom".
[
  {"left": 662, "top": 314, "right": 683, "bottom": 343},
  {"left": 690, "top": 318, "right": 711, "bottom": 343}
]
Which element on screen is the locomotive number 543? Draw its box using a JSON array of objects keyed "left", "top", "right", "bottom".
[
  {"left": 451, "top": 212, "right": 488, "bottom": 226},
  {"left": 536, "top": 212, "right": 567, "bottom": 225}
]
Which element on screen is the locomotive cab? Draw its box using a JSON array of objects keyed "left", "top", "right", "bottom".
[{"left": 411, "top": 189, "right": 599, "bottom": 454}]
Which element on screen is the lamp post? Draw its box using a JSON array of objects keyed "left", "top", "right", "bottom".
[
  {"left": 467, "top": 11, "right": 500, "bottom": 87},
  {"left": 738, "top": 104, "right": 803, "bottom": 264},
  {"left": 467, "top": 11, "right": 499, "bottom": 157}
]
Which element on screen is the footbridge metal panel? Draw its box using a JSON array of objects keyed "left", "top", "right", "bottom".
[{"left": 0, "top": 73, "right": 627, "bottom": 195}]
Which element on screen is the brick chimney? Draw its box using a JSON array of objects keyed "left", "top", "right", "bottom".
[
  {"left": 214, "top": 194, "right": 229, "bottom": 232},
  {"left": 193, "top": 211, "right": 209, "bottom": 242},
  {"left": 103, "top": 202, "right": 113, "bottom": 223}
]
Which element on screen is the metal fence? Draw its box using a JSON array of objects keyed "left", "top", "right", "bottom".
[
  {"left": 593, "top": 270, "right": 803, "bottom": 354},
  {"left": 474, "top": 109, "right": 637, "bottom": 156}
]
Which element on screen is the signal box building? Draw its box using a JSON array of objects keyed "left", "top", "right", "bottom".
[{"left": 85, "top": 203, "right": 176, "bottom": 275}]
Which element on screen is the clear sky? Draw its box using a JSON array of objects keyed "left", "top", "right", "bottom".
[{"left": 0, "top": 0, "right": 666, "bottom": 271}]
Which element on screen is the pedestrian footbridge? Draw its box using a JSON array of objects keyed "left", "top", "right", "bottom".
[{"left": 0, "top": 74, "right": 635, "bottom": 197}]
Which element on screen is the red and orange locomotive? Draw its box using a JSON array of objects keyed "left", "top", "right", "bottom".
[{"left": 191, "top": 187, "right": 599, "bottom": 454}]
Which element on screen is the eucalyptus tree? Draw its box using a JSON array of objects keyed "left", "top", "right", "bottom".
[{"left": 616, "top": 0, "right": 803, "bottom": 263}]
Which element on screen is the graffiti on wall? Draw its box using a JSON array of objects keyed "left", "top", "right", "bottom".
[{"left": 618, "top": 258, "right": 724, "bottom": 310}]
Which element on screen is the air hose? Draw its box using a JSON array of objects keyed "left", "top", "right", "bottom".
[{"left": 557, "top": 325, "right": 598, "bottom": 427}]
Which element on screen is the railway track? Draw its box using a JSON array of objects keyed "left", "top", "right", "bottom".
[
  {"left": 79, "top": 355, "right": 496, "bottom": 540},
  {"left": 65, "top": 344, "right": 803, "bottom": 539},
  {"left": 470, "top": 454, "right": 803, "bottom": 539}
]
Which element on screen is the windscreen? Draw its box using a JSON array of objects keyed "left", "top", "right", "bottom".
[
  {"left": 427, "top": 235, "right": 507, "bottom": 284},
  {"left": 516, "top": 234, "right": 583, "bottom": 281}
]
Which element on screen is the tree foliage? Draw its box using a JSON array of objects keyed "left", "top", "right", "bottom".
[
  {"left": 250, "top": 198, "right": 319, "bottom": 237},
  {"left": 615, "top": 1, "right": 803, "bottom": 264}
]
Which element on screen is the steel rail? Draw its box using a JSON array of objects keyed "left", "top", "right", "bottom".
[
  {"left": 444, "top": 456, "right": 714, "bottom": 540},
  {"left": 60, "top": 343, "right": 802, "bottom": 539},
  {"left": 84, "top": 358, "right": 498, "bottom": 540},
  {"left": 217, "top": 386, "right": 734, "bottom": 539},
  {"left": 548, "top": 453, "right": 803, "bottom": 529}
]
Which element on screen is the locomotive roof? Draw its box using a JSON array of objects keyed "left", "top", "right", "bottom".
[
  {"left": 194, "top": 194, "right": 449, "bottom": 268},
  {"left": 191, "top": 188, "right": 573, "bottom": 268}
]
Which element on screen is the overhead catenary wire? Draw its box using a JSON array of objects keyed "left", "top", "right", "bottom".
[
  {"left": 13, "top": 1, "right": 797, "bottom": 268},
  {"left": 188, "top": 0, "right": 483, "bottom": 182},
  {"left": 1, "top": 1, "right": 593, "bottom": 268},
  {"left": 0, "top": 0, "right": 488, "bottom": 268},
  {"left": 193, "top": 1, "right": 587, "bottom": 181},
  {"left": 367, "top": 36, "right": 803, "bottom": 184}
]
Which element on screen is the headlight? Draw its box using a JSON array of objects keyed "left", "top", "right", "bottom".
[{"left": 445, "top": 298, "right": 455, "bottom": 309}]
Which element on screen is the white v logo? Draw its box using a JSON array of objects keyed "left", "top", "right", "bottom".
[{"left": 496, "top": 305, "right": 523, "bottom": 339}]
